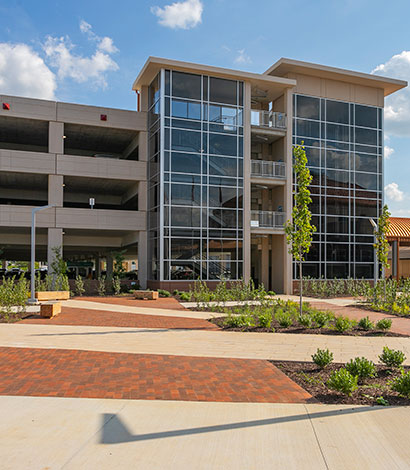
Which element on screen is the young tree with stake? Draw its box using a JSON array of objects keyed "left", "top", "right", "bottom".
[
  {"left": 374, "top": 204, "right": 391, "bottom": 297},
  {"left": 285, "top": 144, "right": 316, "bottom": 314}
]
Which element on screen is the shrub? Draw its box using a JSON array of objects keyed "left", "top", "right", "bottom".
[
  {"left": 275, "top": 310, "right": 293, "bottom": 328},
  {"left": 298, "top": 314, "right": 312, "bottom": 328},
  {"left": 179, "top": 292, "right": 191, "bottom": 301},
  {"left": 391, "top": 370, "right": 410, "bottom": 397},
  {"left": 358, "top": 316, "right": 374, "bottom": 331},
  {"left": 345, "top": 357, "right": 376, "bottom": 380},
  {"left": 158, "top": 289, "right": 171, "bottom": 297},
  {"left": 334, "top": 316, "right": 352, "bottom": 333},
  {"left": 225, "top": 313, "right": 255, "bottom": 328},
  {"left": 74, "top": 275, "right": 85, "bottom": 297},
  {"left": 112, "top": 277, "right": 121, "bottom": 295},
  {"left": 327, "top": 368, "right": 358, "bottom": 396},
  {"left": 312, "top": 311, "right": 332, "bottom": 328},
  {"left": 375, "top": 396, "right": 389, "bottom": 406},
  {"left": 376, "top": 318, "right": 392, "bottom": 332},
  {"left": 312, "top": 348, "right": 333, "bottom": 369},
  {"left": 257, "top": 311, "right": 272, "bottom": 329},
  {"left": 97, "top": 276, "right": 106, "bottom": 296},
  {"left": 0, "top": 276, "right": 28, "bottom": 320},
  {"left": 379, "top": 346, "right": 406, "bottom": 368}
]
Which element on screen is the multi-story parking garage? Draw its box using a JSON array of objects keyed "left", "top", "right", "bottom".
[{"left": 0, "top": 57, "right": 406, "bottom": 292}]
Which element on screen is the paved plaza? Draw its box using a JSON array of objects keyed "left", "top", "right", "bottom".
[{"left": 1, "top": 296, "right": 410, "bottom": 469}]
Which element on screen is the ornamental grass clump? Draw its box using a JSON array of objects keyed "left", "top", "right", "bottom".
[
  {"left": 275, "top": 310, "right": 293, "bottom": 328},
  {"left": 298, "top": 313, "right": 312, "bottom": 328},
  {"left": 312, "top": 348, "right": 333, "bottom": 369},
  {"left": 345, "top": 357, "right": 376, "bottom": 381},
  {"left": 257, "top": 311, "right": 272, "bottom": 329},
  {"left": 379, "top": 346, "right": 406, "bottom": 368},
  {"left": 327, "top": 368, "right": 358, "bottom": 396},
  {"left": 390, "top": 370, "right": 410, "bottom": 398}
]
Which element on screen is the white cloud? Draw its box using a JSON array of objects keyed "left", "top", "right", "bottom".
[
  {"left": 234, "top": 49, "right": 251, "bottom": 65},
  {"left": 384, "top": 145, "right": 394, "bottom": 159},
  {"left": 151, "top": 0, "right": 203, "bottom": 29},
  {"left": 43, "top": 22, "right": 118, "bottom": 88},
  {"left": 79, "top": 20, "right": 92, "bottom": 34},
  {"left": 79, "top": 19, "right": 118, "bottom": 54},
  {"left": 372, "top": 51, "right": 410, "bottom": 136},
  {"left": 385, "top": 182, "right": 404, "bottom": 202},
  {"left": 0, "top": 43, "right": 56, "bottom": 99}
]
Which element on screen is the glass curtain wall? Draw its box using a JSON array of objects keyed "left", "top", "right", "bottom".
[
  {"left": 148, "top": 69, "right": 244, "bottom": 281},
  {"left": 293, "top": 94, "right": 383, "bottom": 279}
]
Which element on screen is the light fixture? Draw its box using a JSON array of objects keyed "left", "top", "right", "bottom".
[{"left": 2, "top": 103, "right": 10, "bottom": 110}]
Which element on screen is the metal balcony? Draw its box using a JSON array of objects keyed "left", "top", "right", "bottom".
[
  {"left": 250, "top": 211, "right": 286, "bottom": 229},
  {"left": 251, "top": 110, "right": 287, "bottom": 130},
  {"left": 251, "top": 160, "right": 286, "bottom": 179}
]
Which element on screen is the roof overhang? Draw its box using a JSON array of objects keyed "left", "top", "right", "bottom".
[
  {"left": 133, "top": 57, "right": 297, "bottom": 102},
  {"left": 265, "top": 58, "right": 407, "bottom": 97}
]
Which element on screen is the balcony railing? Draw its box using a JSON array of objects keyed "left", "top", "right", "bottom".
[
  {"left": 251, "top": 211, "right": 286, "bottom": 229},
  {"left": 251, "top": 160, "right": 286, "bottom": 179},
  {"left": 251, "top": 110, "right": 287, "bottom": 130}
]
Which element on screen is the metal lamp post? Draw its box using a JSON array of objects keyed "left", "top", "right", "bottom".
[{"left": 27, "top": 205, "right": 55, "bottom": 305}]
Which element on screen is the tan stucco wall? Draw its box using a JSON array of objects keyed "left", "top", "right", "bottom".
[{"left": 286, "top": 72, "right": 385, "bottom": 107}]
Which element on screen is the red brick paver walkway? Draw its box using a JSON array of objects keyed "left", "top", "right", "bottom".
[
  {"left": 79, "top": 296, "right": 187, "bottom": 310},
  {"left": 20, "top": 307, "right": 218, "bottom": 331},
  {"left": 0, "top": 347, "right": 313, "bottom": 403},
  {"left": 310, "top": 300, "right": 410, "bottom": 336}
]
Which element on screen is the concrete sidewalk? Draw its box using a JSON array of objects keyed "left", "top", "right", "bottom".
[
  {"left": 62, "top": 299, "right": 212, "bottom": 319},
  {"left": 2, "top": 323, "right": 410, "bottom": 364},
  {"left": 1, "top": 395, "right": 409, "bottom": 470}
]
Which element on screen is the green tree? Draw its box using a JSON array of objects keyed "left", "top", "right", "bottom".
[
  {"left": 374, "top": 205, "right": 391, "bottom": 297},
  {"left": 285, "top": 144, "right": 316, "bottom": 314},
  {"left": 110, "top": 249, "right": 127, "bottom": 278}
]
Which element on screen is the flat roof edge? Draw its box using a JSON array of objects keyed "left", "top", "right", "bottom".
[
  {"left": 264, "top": 58, "right": 407, "bottom": 96},
  {"left": 133, "top": 56, "right": 297, "bottom": 91}
]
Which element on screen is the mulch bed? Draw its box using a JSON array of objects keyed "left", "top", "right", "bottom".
[
  {"left": 209, "top": 317, "right": 408, "bottom": 337},
  {"left": 273, "top": 360, "right": 410, "bottom": 406}
]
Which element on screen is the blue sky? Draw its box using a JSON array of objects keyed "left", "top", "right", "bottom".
[{"left": 1, "top": 0, "right": 410, "bottom": 216}]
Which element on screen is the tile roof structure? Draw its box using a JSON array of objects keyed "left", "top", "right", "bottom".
[{"left": 388, "top": 217, "right": 410, "bottom": 242}]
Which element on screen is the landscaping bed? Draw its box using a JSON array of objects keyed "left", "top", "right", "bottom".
[
  {"left": 209, "top": 316, "right": 407, "bottom": 337},
  {"left": 274, "top": 360, "right": 410, "bottom": 406}
]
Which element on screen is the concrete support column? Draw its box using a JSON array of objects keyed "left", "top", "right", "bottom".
[
  {"left": 284, "top": 88, "right": 294, "bottom": 294},
  {"left": 95, "top": 255, "right": 101, "bottom": 278},
  {"left": 48, "top": 175, "right": 64, "bottom": 207},
  {"left": 138, "top": 181, "right": 148, "bottom": 211},
  {"left": 106, "top": 256, "right": 113, "bottom": 280},
  {"left": 140, "top": 86, "right": 149, "bottom": 112},
  {"left": 49, "top": 122, "right": 64, "bottom": 154},
  {"left": 261, "top": 236, "right": 269, "bottom": 289},
  {"left": 47, "top": 228, "right": 63, "bottom": 276},
  {"left": 243, "top": 81, "right": 252, "bottom": 283},
  {"left": 139, "top": 132, "right": 148, "bottom": 163},
  {"left": 138, "top": 231, "right": 148, "bottom": 289}
]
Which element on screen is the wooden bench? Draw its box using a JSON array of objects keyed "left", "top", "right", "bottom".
[
  {"left": 134, "top": 290, "right": 159, "bottom": 300},
  {"left": 36, "top": 291, "right": 70, "bottom": 301},
  {"left": 40, "top": 302, "right": 62, "bottom": 318}
]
